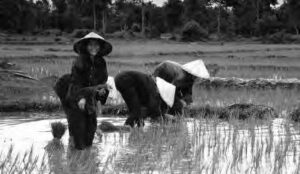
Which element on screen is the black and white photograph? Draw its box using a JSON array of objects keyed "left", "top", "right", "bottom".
[{"left": 1, "top": 0, "right": 300, "bottom": 173}]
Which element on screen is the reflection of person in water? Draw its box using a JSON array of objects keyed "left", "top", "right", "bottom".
[
  {"left": 45, "top": 122, "right": 101, "bottom": 173},
  {"left": 45, "top": 122, "right": 66, "bottom": 174},
  {"left": 45, "top": 122, "right": 66, "bottom": 151},
  {"left": 54, "top": 32, "right": 113, "bottom": 150}
]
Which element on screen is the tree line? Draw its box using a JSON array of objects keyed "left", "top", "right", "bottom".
[{"left": 0, "top": 0, "right": 299, "bottom": 39}]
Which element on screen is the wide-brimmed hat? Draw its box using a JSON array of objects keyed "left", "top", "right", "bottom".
[
  {"left": 181, "top": 59, "right": 210, "bottom": 79},
  {"left": 156, "top": 77, "right": 176, "bottom": 107},
  {"left": 73, "top": 32, "right": 112, "bottom": 56}
]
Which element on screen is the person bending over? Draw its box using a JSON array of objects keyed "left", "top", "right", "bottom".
[
  {"left": 153, "top": 59, "right": 210, "bottom": 113},
  {"left": 114, "top": 71, "right": 178, "bottom": 127}
]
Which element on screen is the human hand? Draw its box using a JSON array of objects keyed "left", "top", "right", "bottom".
[
  {"left": 164, "top": 114, "right": 175, "bottom": 120},
  {"left": 96, "top": 128, "right": 103, "bottom": 138},
  {"left": 78, "top": 98, "right": 86, "bottom": 110},
  {"left": 106, "top": 84, "right": 113, "bottom": 90},
  {"left": 97, "top": 88, "right": 107, "bottom": 96}
]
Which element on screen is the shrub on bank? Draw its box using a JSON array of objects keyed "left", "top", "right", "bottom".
[
  {"left": 262, "top": 31, "right": 300, "bottom": 44},
  {"left": 181, "top": 20, "right": 208, "bottom": 42},
  {"left": 41, "top": 29, "right": 62, "bottom": 36},
  {"left": 72, "top": 29, "right": 90, "bottom": 38}
]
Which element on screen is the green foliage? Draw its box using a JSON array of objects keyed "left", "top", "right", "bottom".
[
  {"left": 256, "top": 14, "right": 281, "bottom": 36},
  {"left": 263, "top": 31, "right": 297, "bottom": 44},
  {"left": 146, "top": 3, "right": 168, "bottom": 37},
  {"left": 114, "top": 0, "right": 142, "bottom": 31},
  {"left": 287, "top": 0, "right": 300, "bottom": 34},
  {"left": 181, "top": 20, "right": 208, "bottom": 41},
  {"left": 35, "top": 0, "right": 51, "bottom": 31},
  {"left": 52, "top": 0, "right": 67, "bottom": 14},
  {"left": 0, "top": 0, "right": 38, "bottom": 33},
  {"left": 164, "top": 0, "right": 184, "bottom": 31},
  {"left": 184, "top": 0, "right": 209, "bottom": 26},
  {"left": 72, "top": 29, "right": 90, "bottom": 38},
  {"left": 0, "top": 0, "right": 299, "bottom": 39},
  {"left": 131, "top": 23, "right": 140, "bottom": 32},
  {"left": 228, "top": 0, "right": 280, "bottom": 36}
]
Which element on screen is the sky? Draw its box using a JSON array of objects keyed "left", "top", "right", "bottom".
[{"left": 151, "top": 0, "right": 165, "bottom": 7}]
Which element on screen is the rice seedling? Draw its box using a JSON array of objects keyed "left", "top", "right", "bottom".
[
  {"left": 50, "top": 122, "right": 66, "bottom": 139},
  {"left": 2, "top": 41, "right": 300, "bottom": 173}
]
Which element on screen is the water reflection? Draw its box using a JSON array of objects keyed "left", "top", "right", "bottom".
[
  {"left": 45, "top": 138, "right": 65, "bottom": 174},
  {"left": 1, "top": 112, "right": 300, "bottom": 173}
]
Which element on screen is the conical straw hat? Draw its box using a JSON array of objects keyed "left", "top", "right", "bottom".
[
  {"left": 107, "top": 76, "right": 118, "bottom": 100},
  {"left": 106, "top": 76, "right": 124, "bottom": 105},
  {"left": 181, "top": 59, "right": 210, "bottom": 78},
  {"left": 73, "top": 32, "right": 112, "bottom": 56},
  {"left": 156, "top": 77, "right": 176, "bottom": 107}
]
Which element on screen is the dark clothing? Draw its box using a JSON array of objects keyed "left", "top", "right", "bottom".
[
  {"left": 54, "top": 74, "right": 100, "bottom": 149},
  {"left": 54, "top": 55, "right": 109, "bottom": 150},
  {"left": 114, "top": 71, "right": 183, "bottom": 127},
  {"left": 115, "top": 71, "right": 162, "bottom": 127},
  {"left": 153, "top": 61, "right": 196, "bottom": 105},
  {"left": 68, "top": 55, "right": 109, "bottom": 105}
]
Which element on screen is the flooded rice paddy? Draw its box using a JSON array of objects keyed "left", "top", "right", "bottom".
[{"left": 1, "top": 112, "right": 300, "bottom": 173}]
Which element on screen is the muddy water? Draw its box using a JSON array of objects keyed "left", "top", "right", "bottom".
[
  {"left": 0, "top": 112, "right": 129, "bottom": 158},
  {"left": 1, "top": 112, "right": 300, "bottom": 173}
]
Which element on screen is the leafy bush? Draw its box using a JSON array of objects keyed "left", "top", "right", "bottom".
[
  {"left": 181, "top": 20, "right": 208, "bottom": 41},
  {"left": 42, "top": 29, "right": 62, "bottom": 36},
  {"left": 131, "top": 23, "right": 140, "bottom": 32},
  {"left": 263, "top": 31, "right": 296, "bottom": 44},
  {"left": 72, "top": 29, "right": 90, "bottom": 38},
  {"left": 107, "top": 30, "right": 135, "bottom": 39}
]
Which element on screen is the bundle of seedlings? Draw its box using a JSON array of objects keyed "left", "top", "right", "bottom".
[
  {"left": 98, "top": 121, "right": 131, "bottom": 133},
  {"left": 51, "top": 121, "right": 66, "bottom": 139},
  {"left": 45, "top": 122, "right": 66, "bottom": 152}
]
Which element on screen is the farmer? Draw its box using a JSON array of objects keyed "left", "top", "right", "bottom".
[
  {"left": 153, "top": 59, "right": 210, "bottom": 113},
  {"left": 114, "top": 71, "right": 177, "bottom": 127},
  {"left": 54, "top": 32, "right": 112, "bottom": 150}
]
